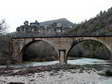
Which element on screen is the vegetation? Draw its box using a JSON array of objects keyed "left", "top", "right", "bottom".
[
  {"left": 0, "top": 20, "right": 11, "bottom": 65},
  {"left": 67, "top": 7, "right": 112, "bottom": 36},
  {"left": 0, "top": 19, "right": 8, "bottom": 35}
]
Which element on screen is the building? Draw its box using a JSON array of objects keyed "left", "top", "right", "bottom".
[{"left": 16, "top": 20, "right": 72, "bottom": 35}]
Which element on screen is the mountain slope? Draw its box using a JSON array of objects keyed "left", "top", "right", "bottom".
[
  {"left": 40, "top": 18, "right": 73, "bottom": 27},
  {"left": 67, "top": 7, "right": 112, "bottom": 36}
]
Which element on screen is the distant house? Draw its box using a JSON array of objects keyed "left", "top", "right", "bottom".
[
  {"left": 16, "top": 20, "right": 40, "bottom": 33},
  {"left": 16, "top": 19, "right": 73, "bottom": 35}
]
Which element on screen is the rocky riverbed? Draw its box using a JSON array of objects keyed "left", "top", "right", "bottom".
[{"left": 0, "top": 64, "right": 112, "bottom": 84}]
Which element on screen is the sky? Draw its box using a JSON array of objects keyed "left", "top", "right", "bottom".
[{"left": 0, "top": 0, "right": 112, "bottom": 32}]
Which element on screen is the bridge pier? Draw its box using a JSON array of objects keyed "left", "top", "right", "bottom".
[{"left": 59, "top": 49, "right": 67, "bottom": 64}]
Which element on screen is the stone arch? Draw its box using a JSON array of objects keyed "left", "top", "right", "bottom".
[
  {"left": 20, "top": 40, "right": 59, "bottom": 62},
  {"left": 67, "top": 37, "right": 112, "bottom": 59}
]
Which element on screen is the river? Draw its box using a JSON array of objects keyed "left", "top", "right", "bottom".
[
  {"left": 9, "top": 58, "right": 111, "bottom": 68},
  {"left": 0, "top": 58, "right": 110, "bottom": 68}
]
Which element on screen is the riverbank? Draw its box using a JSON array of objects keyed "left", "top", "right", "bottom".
[
  {"left": 0, "top": 64, "right": 112, "bottom": 84},
  {"left": 0, "top": 59, "right": 112, "bottom": 84},
  {"left": 0, "top": 64, "right": 110, "bottom": 76}
]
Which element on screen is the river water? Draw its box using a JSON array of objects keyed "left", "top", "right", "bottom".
[
  {"left": 11, "top": 58, "right": 111, "bottom": 68},
  {"left": 0, "top": 58, "right": 110, "bottom": 68}
]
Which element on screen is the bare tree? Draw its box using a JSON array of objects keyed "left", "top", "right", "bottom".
[
  {"left": 0, "top": 19, "right": 8, "bottom": 35},
  {"left": 0, "top": 19, "right": 11, "bottom": 69}
]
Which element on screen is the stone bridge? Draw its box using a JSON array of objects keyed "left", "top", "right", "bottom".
[{"left": 11, "top": 36, "right": 112, "bottom": 64}]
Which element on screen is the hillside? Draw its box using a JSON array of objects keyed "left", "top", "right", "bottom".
[
  {"left": 67, "top": 7, "right": 112, "bottom": 36},
  {"left": 40, "top": 18, "right": 74, "bottom": 27}
]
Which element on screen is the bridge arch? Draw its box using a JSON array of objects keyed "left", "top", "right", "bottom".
[
  {"left": 20, "top": 39, "right": 59, "bottom": 62},
  {"left": 67, "top": 38, "right": 112, "bottom": 60}
]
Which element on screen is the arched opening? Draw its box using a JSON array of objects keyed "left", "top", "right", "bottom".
[
  {"left": 21, "top": 40, "right": 58, "bottom": 62},
  {"left": 67, "top": 39, "right": 112, "bottom": 60}
]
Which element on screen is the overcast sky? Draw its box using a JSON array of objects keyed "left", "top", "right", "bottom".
[{"left": 0, "top": 0, "right": 112, "bottom": 32}]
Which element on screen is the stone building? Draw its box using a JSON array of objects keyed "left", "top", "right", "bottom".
[
  {"left": 16, "top": 20, "right": 40, "bottom": 33},
  {"left": 16, "top": 20, "right": 72, "bottom": 36}
]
